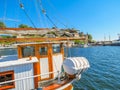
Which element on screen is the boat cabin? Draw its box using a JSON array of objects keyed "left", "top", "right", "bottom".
[
  {"left": 17, "top": 42, "right": 65, "bottom": 88},
  {"left": 0, "top": 41, "right": 90, "bottom": 90},
  {"left": 0, "top": 42, "right": 65, "bottom": 90}
]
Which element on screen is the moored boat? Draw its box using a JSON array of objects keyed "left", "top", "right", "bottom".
[
  {"left": 0, "top": 0, "right": 90, "bottom": 89},
  {"left": 0, "top": 42, "right": 90, "bottom": 90},
  {"left": 111, "top": 35, "right": 120, "bottom": 46}
]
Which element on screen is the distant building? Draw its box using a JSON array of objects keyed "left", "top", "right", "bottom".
[{"left": 72, "top": 33, "right": 79, "bottom": 37}]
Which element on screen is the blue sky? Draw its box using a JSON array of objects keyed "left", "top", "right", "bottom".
[{"left": 0, "top": 0, "right": 120, "bottom": 41}]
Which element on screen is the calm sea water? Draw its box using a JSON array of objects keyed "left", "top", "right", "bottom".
[
  {"left": 70, "top": 46, "right": 120, "bottom": 90},
  {"left": 0, "top": 46, "right": 120, "bottom": 90}
]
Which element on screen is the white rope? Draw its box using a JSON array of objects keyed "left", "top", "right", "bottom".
[
  {"left": 38, "top": 0, "right": 57, "bottom": 28},
  {"left": 67, "top": 38, "right": 71, "bottom": 57},
  {"left": 46, "top": 0, "right": 76, "bottom": 28},
  {"left": 18, "top": 0, "right": 37, "bottom": 29},
  {"left": 0, "top": 71, "right": 58, "bottom": 85},
  {"left": 3, "top": 0, "right": 7, "bottom": 22},
  {"left": 34, "top": 0, "right": 43, "bottom": 27}
]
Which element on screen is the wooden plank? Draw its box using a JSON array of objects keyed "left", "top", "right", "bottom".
[
  {"left": 0, "top": 28, "right": 50, "bottom": 30},
  {"left": 47, "top": 44, "right": 54, "bottom": 79},
  {"left": 0, "top": 37, "right": 86, "bottom": 42}
]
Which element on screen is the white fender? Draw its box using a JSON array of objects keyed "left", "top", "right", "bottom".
[{"left": 63, "top": 57, "right": 90, "bottom": 75}]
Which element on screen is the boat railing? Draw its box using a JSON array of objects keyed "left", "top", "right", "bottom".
[{"left": 0, "top": 71, "right": 58, "bottom": 85}]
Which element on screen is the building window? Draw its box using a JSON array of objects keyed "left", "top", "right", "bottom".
[
  {"left": 39, "top": 47, "right": 48, "bottom": 55},
  {"left": 52, "top": 44, "right": 61, "bottom": 54},
  {"left": 0, "top": 71, "right": 15, "bottom": 89},
  {"left": 22, "top": 46, "right": 35, "bottom": 57}
]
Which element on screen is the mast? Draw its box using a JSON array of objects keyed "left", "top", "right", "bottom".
[
  {"left": 104, "top": 34, "right": 106, "bottom": 41},
  {"left": 38, "top": 0, "right": 57, "bottom": 28},
  {"left": 118, "top": 34, "right": 120, "bottom": 40},
  {"left": 0, "top": 0, "right": 20, "bottom": 27},
  {"left": 109, "top": 34, "right": 111, "bottom": 41}
]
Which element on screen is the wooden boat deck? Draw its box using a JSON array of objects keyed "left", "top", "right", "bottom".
[{"left": 38, "top": 77, "right": 73, "bottom": 90}]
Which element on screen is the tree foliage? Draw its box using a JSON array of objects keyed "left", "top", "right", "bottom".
[
  {"left": 88, "top": 34, "right": 92, "bottom": 42},
  {"left": 0, "top": 22, "right": 6, "bottom": 28},
  {"left": 74, "top": 40, "right": 85, "bottom": 44},
  {"left": 1, "top": 35, "right": 16, "bottom": 38},
  {"left": 18, "top": 24, "right": 31, "bottom": 28}
]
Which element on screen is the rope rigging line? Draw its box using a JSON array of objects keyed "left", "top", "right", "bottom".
[
  {"left": 45, "top": 14, "right": 57, "bottom": 28},
  {"left": 50, "top": 16, "right": 68, "bottom": 28},
  {"left": 38, "top": 0, "right": 59, "bottom": 76},
  {"left": 34, "top": 0, "right": 43, "bottom": 27},
  {"left": 18, "top": 0, "right": 37, "bottom": 29},
  {"left": 67, "top": 38, "right": 71, "bottom": 57},
  {"left": 38, "top": 0, "right": 57, "bottom": 28},
  {"left": 3, "top": 0, "right": 7, "bottom": 22},
  {"left": 46, "top": 0, "right": 76, "bottom": 29},
  {"left": 46, "top": 0, "right": 68, "bottom": 28},
  {"left": 35, "top": 0, "right": 48, "bottom": 28}
]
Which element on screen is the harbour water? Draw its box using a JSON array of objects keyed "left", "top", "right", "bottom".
[
  {"left": 0, "top": 46, "right": 120, "bottom": 90},
  {"left": 70, "top": 46, "right": 120, "bottom": 90}
]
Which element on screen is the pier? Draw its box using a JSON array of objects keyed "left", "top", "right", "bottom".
[{"left": 91, "top": 41, "right": 112, "bottom": 46}]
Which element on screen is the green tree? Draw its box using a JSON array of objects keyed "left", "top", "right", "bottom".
[
  {"left": 74, "top": 40, "right": 85, "bottom": 44},
  {"left": 18, "top": 24, "right": 31, "bottom": 28},
  {"left": 88, "top": 34, "right": 92, "bottom": 42},
  {"left": 0, "top": 22, "right": 6, "bottom": 28},
  {"left": 74, "top": 40, "right": 80, "bottom": 44}
]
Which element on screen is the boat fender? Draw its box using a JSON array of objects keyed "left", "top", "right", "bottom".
[{"left": 63, "top": 57, "right": 90, "bottom": 75}]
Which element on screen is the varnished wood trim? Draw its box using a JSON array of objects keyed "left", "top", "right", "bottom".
[
  {"left": 33, "top": 62, "right": 41, "bottom": 89},
  {"left": 0, "top": 70, "right": 14, "bottom": 77},
  {"left": 64, "top": 84, "right": 73, "bottom": 90},
  {"left": 52, "top": 53, "right": 61, "bottom": 55},
  {"left": 0, "top": 37, "right": 86, "bottom": 43},
  {"left": 60, "top": 43, "right": 64, "bottom": 61},
  {"left": 0, "top": 85, "right": 15, "bottom": 90},
  {"left": 42, "top": 79, "right": 73, "bottom": 90},
  {"left": 17, "top": 44, "right": 36, "bottom": 59},
  {"left": 39, "top": 77, "right": 52, "bottom": 81},
  {"left": 0, "top": 28, "right": 50, "bottom": 30},
  {"left": 17, "top": 46, "right": 22, "bottom": 58},
  {"left": 39, "top": 55, "right": 48, "bottom": 58},
  {"left": 0, "top": 70, "right": 15, "bottom": 90},
  {"left": 48, "top": 44, "right": 54, "bottom": 79},
  {"left": 33, "top": 45, "right": 41, "bottom": 88},
  {"left": 17, "top": 43, "right": 65, "bottom": 88}
]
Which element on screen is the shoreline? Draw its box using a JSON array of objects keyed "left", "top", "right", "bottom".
[{"left": 0, "top": 46, "right": 16, "bottom": 49}]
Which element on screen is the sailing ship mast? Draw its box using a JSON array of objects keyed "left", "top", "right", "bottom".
[
  {"left": 0, "top": 0, "right": 87, "bottom": 43},
  {"left": 0, "top": 0, "right": 20, "bottom": 27},
  {"left": 118, "top": 34, "right": 120, "bottom": 40}
]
